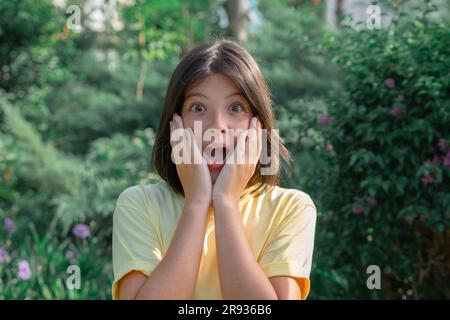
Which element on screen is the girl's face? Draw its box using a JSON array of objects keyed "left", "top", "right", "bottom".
[{"left": 181, "top": 73, "right": 254, "bottom": 184}]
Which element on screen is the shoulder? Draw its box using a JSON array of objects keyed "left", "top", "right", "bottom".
[
  {"left": 266, "top": 185, "right": 316, "bottom": 211},
  {"left": 259, "top": 185, "right": 317, "bottom": 225},
  {"left": 117, "top": 180, "right": 174, "bottom": 205},
  {"left": 113, "top": 181, "right": 180, "bottom": 231},
  {"left": 115, "top": 180, "right": 179, "bottom": 213}
]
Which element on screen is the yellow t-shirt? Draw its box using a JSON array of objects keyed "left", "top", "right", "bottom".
[{"left": 112, "top": 180, "right": 317, "bottom": 300}]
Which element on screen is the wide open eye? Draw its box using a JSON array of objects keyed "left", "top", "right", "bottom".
[
  {"left": 190, "top": 104, "right": 206, "bottom": 112},
  {"left": 229, "top": 104, "right": 244, "bottom": 113}
]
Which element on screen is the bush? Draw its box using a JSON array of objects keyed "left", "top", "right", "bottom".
[
  {"left": 0, "top": 96, "right": 157, "bottom": 298},
  {"left": 311, "top": 4, "right": 450, "bottom": 299}
]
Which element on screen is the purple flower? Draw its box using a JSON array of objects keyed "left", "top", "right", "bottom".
[
  {"left": 425, "top": 156, "right": 442, "bottom": 166},
  {"left": 384, "top": 78, "right": 395, "bottom": 88},
  {"left": 388, "top": 105, "right": 403, "bottom": 117},
  {"left": 72, "top": 224, "right": 90, "bottom": 239},
  {"left": 352, "top": 204, "right": 365, "bottom": 215},
  {"left": 65, "top": 250, "right": 74, "bottom": 260},
  {"left": 442, "top": 150, "right": 450, "bottom": 168},
  {"left": 325, "top": 143, "right": 334, "bottom": 153},
  {"left": 438, "top": 138, "right": 447, "bottom": 152},
  {"left": 4, "top": 218, "right": 16, "bottom": 232},
  {"left": 0, "top": 248, "right": 9, "bottom": 263},
  {"left": 18, "top": 260, "right": 32, "bottom": 280},
  {"left": 421, "top": 174, "right": 435, "bottom": 185},
  {"left": 317, "top": 112, "right": 331, "bottom": 126},
  {"left": 366, "top": 197, "right": 377, "bottom": 205}
]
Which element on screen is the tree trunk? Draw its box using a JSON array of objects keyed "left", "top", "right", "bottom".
[
  {"left": 136, "top": 60, "right": 147, "bottom": 101},
  {"left": 223, "top": 0, "right": 250, "bottom": 43},
  {"left": 335, "top": 0, "right": 344, "bottom": 27},
  {"left": 136, "top": 12, "right": 146, "bottom": 101}
]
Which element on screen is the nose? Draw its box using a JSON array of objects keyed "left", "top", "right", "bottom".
[
  {"left": 207, "top": 111, "right": 228, "bottom": 134},
  {"left": 201, "top": 111, "right": 229, "bottom": 150}
]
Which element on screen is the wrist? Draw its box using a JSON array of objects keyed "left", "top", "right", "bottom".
[
  {"left": 184, "top": 196, "right": 211, "bottom": 210},
  {"left": 212, "top": 194, "right": 239, "bottom": 210}
]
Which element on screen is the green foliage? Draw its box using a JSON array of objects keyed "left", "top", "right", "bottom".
[
  {"left": 312, "top": 5, "right": 450, "bottom": 299},
  {"left": 46, "top": 51, "right": 171, "bottom": 153},
  {"left": 248, "top": 0, "right": 340, "bottom": 208},
  {"left": 120, "top": 0, "right": 224, "bottom": 55},
  {"left": 0, "top": 0, "right": 180, "bottom": 299},
  {"left": 0, "top": 0, "right": 65, "bottom": 92},
  {"left": 249, "top": 0, "right": 339, "bottom": 100},
  {"left": 1, "top": 96, "right": 85, "bottom": 197},
  {"left": 1, "top": 0, "right": 448, "bottom": 300},
  {"left": 54, "top": 127, "right": 158, "bottom": 230},
  {"left": 0, "top": 222, "right": 112, "bottom": 299}
]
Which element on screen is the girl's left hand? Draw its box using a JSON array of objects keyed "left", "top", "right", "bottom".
[{"left": 212, "top": 117, "right": 262, "bottom": 205}]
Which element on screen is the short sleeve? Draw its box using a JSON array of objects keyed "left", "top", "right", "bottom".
[
  {"left": 111, "top": 186, "right": 163, "bottom": 300},
  {"left": 258, "top": 194, "right": 317, "bottom": 300}
]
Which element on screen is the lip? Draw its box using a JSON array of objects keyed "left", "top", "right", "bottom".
[
  {"left": 203, "top": 145, "right": 231, "bottom": 168},
  {"left": 205, "top": 155, "right": 226, "bottom": 170},
  {"left": 207, "top": 163, "right": 225, "bottom": 170}
]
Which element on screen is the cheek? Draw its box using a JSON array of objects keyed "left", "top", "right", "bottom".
[
  {"left": 179, "top": 113, "right": 196, "bottom": 129},
  {"left": 231, "top": 116, "right": 253, "bottom": 130}
]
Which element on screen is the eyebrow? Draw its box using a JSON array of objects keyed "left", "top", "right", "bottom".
[{"left": 184, "top": 92, "right": 244, "bottom": 100}]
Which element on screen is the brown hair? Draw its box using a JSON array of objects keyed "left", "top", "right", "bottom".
[{"left": 152, "top": 38, "right": 292, "bottom": 196}]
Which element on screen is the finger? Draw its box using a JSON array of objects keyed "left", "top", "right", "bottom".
[
  {"left": 188, "top": 127, "right": 201, "bottom": 152},
  {"left": 182, "top": 127, "right": 191, "bottom": 164},
  {"left": 174, "top": 113, "right": 184, "bottom": 129},
  {"left": 246, "top": 117, "right": 255, "bottom": 145},
  {"left": 170, "top": 120, "right": 183, "bottom": 144},
  {"left": 249, "top": 116, "right": 256, "bottom": 129},
  {"left": 169, "top": 120, "right": 176, "bottom": 148},
  {"left": 191, "top": 125, "right": 203, "bottom": 153},
  {"left": 172, "top": 114, "right": 188, "bottom": 146},
  {"left": 227, "top": 131, "right": 238, "bottom": 164},
  {"left": 236, "top": 130, "right": 247, "bottom": 164},
  {"left": 247, "top": 127, "right": 258, "bottom": 164},
  {"left": 256, "top": 119, "right": 262, "bottom": 160},
  {"left": 228, "top": 129, "right": 245, "bottom": 164},
  {"left": 171, "top": 119, "right": 186, "bottom": 147},
  {"left": 187, "top": 128, "right": 202, "bottom": 164},
  {"left": 172, "top": 114, "right": 178, "bottom": 130},
  {"left": 245, "top": 128, "right": 251, "bottom": 164},
  {"left": 172, "top": 114, "right": 179, "bottom": 129}
]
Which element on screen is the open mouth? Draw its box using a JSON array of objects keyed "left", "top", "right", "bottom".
[{"left": 204, "top": 146, "right": 230, "bottom": 166}]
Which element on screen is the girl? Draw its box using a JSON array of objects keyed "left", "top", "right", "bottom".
[{"left": 112, "top": 39, "right": 317, "bottom": 300}]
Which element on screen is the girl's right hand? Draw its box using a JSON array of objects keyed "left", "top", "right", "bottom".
[{"left": 170, "top": 114, "right": 212, "bottom": 207}]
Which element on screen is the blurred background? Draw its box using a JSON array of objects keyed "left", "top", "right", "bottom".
[{"left": 0, "top": 0, "right": 449, "bottom": 299}]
